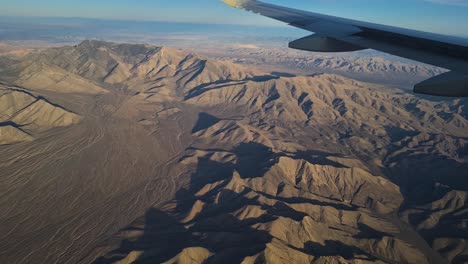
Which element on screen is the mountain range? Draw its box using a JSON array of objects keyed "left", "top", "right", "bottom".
[
  {"left": 0, "top": 40, "right": 466, "bottom": 264},
  {"left": 207, "top": 47, "right": 447, "bottom": 88}
]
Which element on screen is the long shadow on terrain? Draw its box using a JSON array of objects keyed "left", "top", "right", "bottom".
[
  {"left": 387, "top": 153, "right": 468, "bottom": 207},
  {"left": 353, "top": 223, "right": 392, "bottom": 239},
  {"left": 252, "top": 189, "right": 357, "bottom": 211},
  {"left": 0, "top": 120, "right": 31, "bottom": 134},
  {"left": 232, "top": 142, "right": 278, "bottom": 179},
  {"left": 304, "top": 240, "right": 378, "bottom": 261},
  {"left": 94, "top": 206, "right": 272, "bottom": 264},
  {"left": 93, "top": 209, "right": 191, "bottom": 264},
  {"left": 0, "top": 121, "right": 23, "bottom": 129},
  {"left": 409, "top": 207, "right": 468, "bottom": 259},
  {"left": 293, "top": 150, "right": 349, "bottom": 168},
  {"left": 184, "top": 75, "right": 280, "bottom": 100},
  {"left": 94, "top": 143, "right": 277, "bottom": 263},
  {"left": 94, "top": 185, "right": 272, "bottom": 263},
  {"left": 191, "top": 112, "right": 221, "bottom": 133},
  {"left": 271, "top": 71, "right": 297, "bottom": 78},
  {"left": 94, "top": 142, "right": 383, "bottom": 263},
  {"left": 384, "top": 146, "right": 468, "bottom": 262},
  {"left": 190, "top": 113, "right": 351, "bottom": 172},
  {"left": 383, "top": 126, "right": 420, "bottom": 143},
  {"left": 187, "top": 142, "right": 279, "bottom": 183}
]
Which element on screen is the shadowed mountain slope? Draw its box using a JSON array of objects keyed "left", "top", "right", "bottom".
[{"left": 0, "top": 84, "right": 81, "bottom": 144}]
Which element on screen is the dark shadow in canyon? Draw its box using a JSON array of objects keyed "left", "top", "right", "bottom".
[{"left": 94, "top": 142, "right": 404, "bottom": 263}]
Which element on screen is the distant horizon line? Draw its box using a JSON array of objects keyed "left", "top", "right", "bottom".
[
  {"left": 0, "top": 14, "right": 466, "bottom": 39},
  {"left": 0, "top": 14, "right": 287, "bottom": 28}
]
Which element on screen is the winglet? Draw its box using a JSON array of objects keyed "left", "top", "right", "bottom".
[{"left": 222, "top": 0, "right": 252, "bottom": 8}]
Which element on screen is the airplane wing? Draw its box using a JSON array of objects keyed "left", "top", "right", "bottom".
[{"left": 223, "top": 0, "right": 468, "bottom": 97}]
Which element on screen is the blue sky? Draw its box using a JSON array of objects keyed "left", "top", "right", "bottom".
[{"left": 1, "top": 0, "right": 467, "bottom": 36}]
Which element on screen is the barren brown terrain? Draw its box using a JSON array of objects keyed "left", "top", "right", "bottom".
[{"left": 0, "top": 41, "right": 467, "bottom": 264}]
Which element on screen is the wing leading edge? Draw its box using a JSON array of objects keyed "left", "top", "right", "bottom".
[{"left": 223, "top": 0, "right": 468, "bottom": 97}]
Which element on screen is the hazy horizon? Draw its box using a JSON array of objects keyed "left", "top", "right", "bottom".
[{"left": 1, "top": 0, "right": 467, "bottom": 36}]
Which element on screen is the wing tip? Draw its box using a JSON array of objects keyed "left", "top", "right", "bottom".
[{"left": 222, "top": 0, "right": 253, "bottom": 8}]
